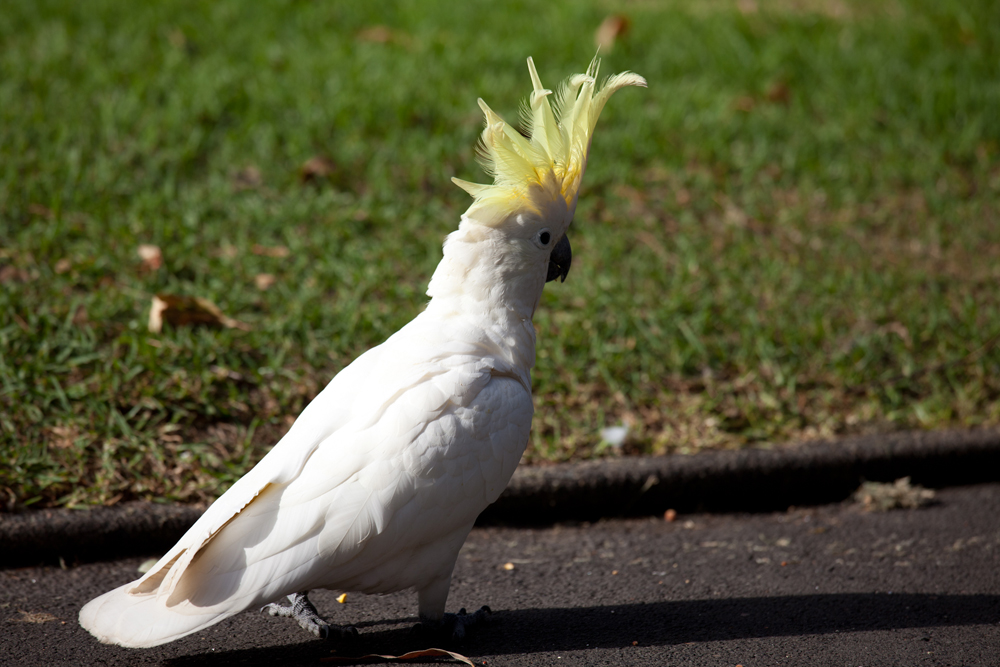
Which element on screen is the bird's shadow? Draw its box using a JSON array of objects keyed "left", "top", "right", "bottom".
[{"left": 165, "top": 592, "right": 1000, "bottom": 665}]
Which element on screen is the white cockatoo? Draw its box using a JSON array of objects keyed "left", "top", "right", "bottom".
[{"left": 80, "top": 56, "right": 645, "bottom": 648}]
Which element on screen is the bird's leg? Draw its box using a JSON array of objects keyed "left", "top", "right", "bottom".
[
  {"left": 414, "top": 606, "right": 493, "bottom": 641},
  {"left": 262, "top": 591, "right": 358, "bottom": 641},
  {"left": 413, "top": 576, "right": 492, "bottom": 641}
]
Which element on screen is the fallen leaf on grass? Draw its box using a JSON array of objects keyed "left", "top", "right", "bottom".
[
  {"left": 168, "top": 28, "right": 187, "bottom": 49},
  {"left": 48, "top": 424, "right": 80, "bottom": 450},
  {"left": 28, "top": 203, "right": 54, "bottom": 218},
  {"left": 357, "top": 25, "right": 393, "bottom": 43},
  {"left": 158, "top": 423, "right": 184, "bottom": 443},
  {"left": 54, "top": 257, "right": 72, "bottom": 274},
  {"left": 137, "top": 244, "right": 163, "bottom": 271},
  {"left": 854, "top": 477, "right": 935, "bottom": 512},
  {"left": 733, "top": 95, "right": 756, "bottom": 112},
  {"left": 251, "top": 244, "right": 290, "bottom": 258},
  {"left": 10, "top": 312, "right": 29, "bottom": 331},
  {"left": 148, "top": 294, "right": 249, "bottom": 333},
  {"left": 765, "top": 80, "right": 790, "bottom": 105},
  {"left": 595, "top": 15, "right": 630, "bottom": 51},
  {"left": 300, "top": 156, "right": 337, "bottom": 183},
  {"left": 0, "top": 265, "right": 27, "bottom": 283},
  {"left": 2, "top": 488, "right": 17, "bottom": 512},
  {"left": 254, "top": 273, "right": 277, "bottom": 290},
  {"left": 233, "top": 165, "right": 263, "bottom": 190},
  {"left": 355, "top": 25, "right": 412, "bottom": 46},
  {"left": 322, "top": 648, "right": 474, "bottom": 666}
]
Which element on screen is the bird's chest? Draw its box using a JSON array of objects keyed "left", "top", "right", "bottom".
[{"left": 400, "top": 375, "right": 533, "bottom": 512}]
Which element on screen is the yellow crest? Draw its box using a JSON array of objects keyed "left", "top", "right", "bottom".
[{"left": 453, "top": 57, "right": 646, "bottom": 223}]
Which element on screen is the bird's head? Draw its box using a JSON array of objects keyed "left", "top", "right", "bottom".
[{"left": 452, "top": 56, "right": 646, "bottom": 286}]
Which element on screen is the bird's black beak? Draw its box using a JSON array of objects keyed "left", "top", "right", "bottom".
[{"left": 545, "top": 233, "right": 572, "bottom": 283}]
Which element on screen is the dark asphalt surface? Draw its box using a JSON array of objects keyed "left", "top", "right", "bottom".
[{"left": 3, "top": 483, "right": 998, "bottom": 666}]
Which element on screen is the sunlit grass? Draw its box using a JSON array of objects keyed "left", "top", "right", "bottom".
[{"left": 1, "top": 0, "right": 998, "bottom": 509}]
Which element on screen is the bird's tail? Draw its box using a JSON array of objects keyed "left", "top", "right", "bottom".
[
  {"left": 79, "top": 481, "right": 330, "bottom": 648},
  {"left": 79, "top": 580, "right": 246, "bottom": 648}
]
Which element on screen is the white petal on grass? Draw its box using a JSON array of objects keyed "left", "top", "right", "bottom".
[{"left": 600, "top": 425, "right": 629, "bottom": 448}]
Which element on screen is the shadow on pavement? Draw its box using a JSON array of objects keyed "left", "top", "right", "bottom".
[{"left": 164, "top": 592, "right": 1000, "bottom": 665}]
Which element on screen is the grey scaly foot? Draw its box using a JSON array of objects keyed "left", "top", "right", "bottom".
[
  {"left": 413, "top": 605, "right": 492, "bottom": 641},
  {"left": 262, "top": 591, "right": 358, "bottom": 641}
]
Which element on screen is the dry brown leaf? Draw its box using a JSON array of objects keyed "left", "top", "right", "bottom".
[
  {"left": 0, "top": 265, "right": 26, "bottom": 283},
  {"left": 233, "top": 165, "right": 263, "bottom": 190},
  {"left": 148, "top": 294, "right": 249, "bottom": 333},
  {"left": 12, "top": 610, "right": 58, "bottom": 624},
  {"left": 137, "top": 244, "right": 163, "bottom": 271},
  {"left": 72, "top": 304, "right": 89, "bottom": 326},
  {"left": 10, "top": 311, "right": 29, "bottom": 332},
  {"left": 765, "top": 80, "right": 790, "bottom": 105},
  {"left": 356, "top": 25, "right": 394, "bottom": 43},
  {"left": 28, "top": 203, "right": 53, "bottom": 218},
  {"left": 322, "top": 647, "right": 474, "bottom": 666},
  {"left": 880, "top": 321, "right": 912, "bottom": 348},
  {"left": 1, "top": 487, "right": 16, "bottom": 512},
  {"left": 158, "top": 423, "right": 184, "bottom": 444},
  {"left": 300, "top": 156, "right": 337, "bottom": 183},
  {"left": 48, "top": 425, "right": 79, "bottom": 450},
  {"left": 595, "top": 15, "right": 630, "bottom": 52},
  {"left": 54, "top": 257, "right": 72, "bottom": 274},
  {"left": 251, "top": 244, "right": 291, "bottom": 258},
  {"left": 254, "top": 273, "right": 277, "bottom": 290},
  {"left": 854, "top": 477, "right": 935, "bottom": 512},
  {"left": 733, "top": 95, "right": 756, "bottom": 112},
  {"left": 168, "top": 28, "right": 186, "bottom": 49}
]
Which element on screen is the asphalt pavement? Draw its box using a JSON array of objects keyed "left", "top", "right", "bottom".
[{"left": 3, "top": 482, "right": 998, "bottom": 666}]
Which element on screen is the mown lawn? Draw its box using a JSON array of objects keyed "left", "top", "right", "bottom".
[{"left": 2, "top": 0, "right": 998, "bottom": 509}]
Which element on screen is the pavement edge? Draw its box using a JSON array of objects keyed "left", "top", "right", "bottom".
[{"left": 2, "top": 428, "right": 998, "bottom": 567}]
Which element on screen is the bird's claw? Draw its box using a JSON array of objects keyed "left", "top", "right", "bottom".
[
  {"left": 261, "top": 591, "right": 357, "bottom": 641},
  {"left": 413, "top": 605, "right": 492, "bottom": 641}
]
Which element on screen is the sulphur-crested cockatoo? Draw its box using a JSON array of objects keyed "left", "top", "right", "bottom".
[{"left": 80, "top": 56, "right": 645, "bottom": 648}]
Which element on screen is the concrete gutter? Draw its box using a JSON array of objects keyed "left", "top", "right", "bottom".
[{"left": 2, "top": 428, "right": 999, "bottom": 567}]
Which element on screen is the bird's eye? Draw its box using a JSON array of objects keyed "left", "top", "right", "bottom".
[{"left": 538, "top": 230, "right": 551, "bottom": 246}]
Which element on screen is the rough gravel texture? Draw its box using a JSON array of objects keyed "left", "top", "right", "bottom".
[{"left": 3, "top": 483, "right": 998, "bottom": 666}]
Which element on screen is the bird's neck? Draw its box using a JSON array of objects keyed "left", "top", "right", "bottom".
[{"left": 424, "top": 224, "right": 545, "bottom": 371}]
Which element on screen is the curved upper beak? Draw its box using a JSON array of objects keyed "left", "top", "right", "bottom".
[{"left": 545, "top": 233, "right": 572, "bottom": 283}]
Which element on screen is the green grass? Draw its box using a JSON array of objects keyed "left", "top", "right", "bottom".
[{"left": 2, "top": 0, "right": 999, "bottom": 509}]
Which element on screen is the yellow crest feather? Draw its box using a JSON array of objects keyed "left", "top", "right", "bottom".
[{"left": 452, "top": 56, "right": 646, "bottom": 222}]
